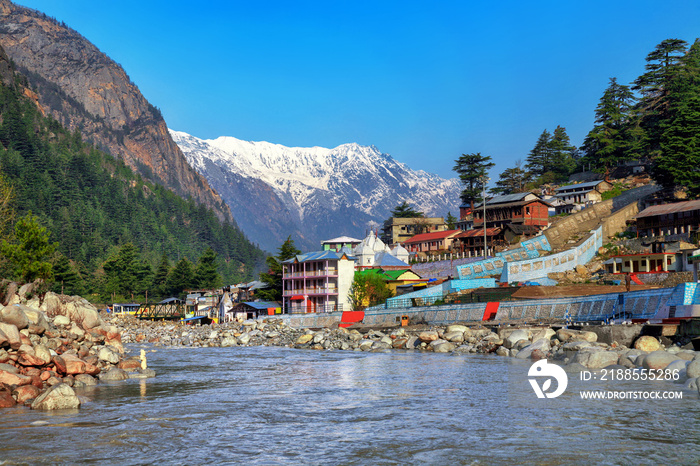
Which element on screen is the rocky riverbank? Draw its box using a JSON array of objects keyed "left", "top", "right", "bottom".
[
  {"left": 0, "top": 283, "right": 154, "bottom": 410},
  {"left": 114, "top": 314, "right": 700, "bottom": 395}
]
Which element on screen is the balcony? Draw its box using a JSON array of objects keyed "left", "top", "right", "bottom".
[
  {"left": 283, "top": 286, "right": 338, "bottom": 296},
  {"left": 283, "top": 268, "right": 339, "bottom": 278}
]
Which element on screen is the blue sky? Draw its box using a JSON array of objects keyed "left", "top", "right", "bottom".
[{"left": 14, "top": 0, "right": 700, "bottom": 181}]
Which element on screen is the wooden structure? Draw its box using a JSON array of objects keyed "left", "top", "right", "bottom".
[
  {"left": 402, "top": 230, "right": 462, "bottom": 253},
  {"left": 473, "top": 193, "right": 550, "bottom": 229},
  {"left": 635, "top": 199, "right": 700, "bottom": 238}
]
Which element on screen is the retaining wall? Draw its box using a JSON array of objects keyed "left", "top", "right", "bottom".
[
  {"left": 500, "top": 226, "right": 603, "bottom": 283},
  {"left": 275, "top": 282, "right": 697, "bottom": 329}
]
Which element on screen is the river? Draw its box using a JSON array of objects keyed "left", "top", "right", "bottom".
[{"left": 1, "top": 346, "right": 699, "bottom": 465}]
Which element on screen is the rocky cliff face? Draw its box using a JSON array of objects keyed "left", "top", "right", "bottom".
[{"left": 0, "top": 0, "right": 230, "bottom": 221}]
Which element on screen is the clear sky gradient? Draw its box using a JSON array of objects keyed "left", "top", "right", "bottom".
[{"left": 13, "top": 0, "right": 700, "bottom": 181}]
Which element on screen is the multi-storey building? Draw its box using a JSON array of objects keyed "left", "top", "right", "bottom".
[
  {"left": 281, "top": 250, "right": 356, "bottom": 314},
  {"left": 473, "top": 193, "right": 550, "bottom": 229},
  {"left": 550, "top": 180, "right": 612, "bottom": 215},
  {"left": 381, "top": 217, "right": 447, "bottom": 246},
  {"left": 635, "top": 199, "right": 700, "bottom": 238}
]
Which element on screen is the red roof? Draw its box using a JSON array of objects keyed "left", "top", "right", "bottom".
[
  {"left": 403, "top": 229, "right": 462, "bottom": 244},
  {"left": 455, "top": 228, "right": 502, "bottom": 238}
]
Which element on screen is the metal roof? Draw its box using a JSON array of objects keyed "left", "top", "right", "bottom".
[
  {"left": 635, "top": 199, "right": 700, "bottom": 219},
  {"left": 475, "top": 192, "right": 542, "bottom": 208},
  {"left": 282, "top": 250, "right": 356, "bottom": 264},
  {"left": 241, "top": 301, "right": 281, "bottom": 310},
  {"left": 402, "top": 229, "right": 462, "bottom": 244},
  {"left": 321, "top": 236, "right": 362, "bottom": 244},
  {"left": 555, "top": 180, "right": 609, "bottom": 192}
]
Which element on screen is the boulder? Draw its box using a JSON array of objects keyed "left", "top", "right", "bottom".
[
  {"left": 359, "top": 340, "right": 374, "bottom": 351},
  {"left": 573, "top": 348, "right": 620, "bottom": 369},
  {"left": 295, "top": 334, "right": 313, "bottom": 345},
  {"left": 0, "top": 384, "right": 16, "bottom": 408},
  {"left": 128, "top": 368, "right": 156, "bottom": 379},
  {"left": 0, "top": 328, "right": 8, "bottom": 348},
  {"left": 446, "top": 324, "right": 469, "bottom": 334},
  {"left": 220, "top": 336, "right": 238, "bottom": 347},
  {"left": 531, "top": 328, "right": 556, "bottom": 342},
  {"left": 0, "top": 323, "right": 21, "bottom": 349},
  {"left": 0, "top": 363, "right": 18, "bottom": 374},
  {"left": 505, "top": 329, "right": 530, "bottom": 349},
  {"left": 73, "top": 374, "right": 98, "bottom": 387},
  {"left": 0, "top": 369, "right": 31, "bottom": 386},
  {"left": 634, "top": 336, "right": 661, "bottom": 352},
  {"left": 556, "top": 329, "right": 598, "bottom": 343},
  {"left": 418, "top": 331, "right": 439, "bottom": 343},
  {"left": 97, "top": 346, "right": 120, "bottom": 365},
  {"left": 2, "top": 282, "right": 19, "bottom": 306},
  {"left": 515, "top": 338, "right": 551, "bottom": 359},
  {"left": 0, "top": 306, "right": 29, "bottom": 330},
  {"left": 98, "top": 368, "right": 129, "bottom": 381},
  {"left": 665, "top": 359, "right": 689, "bottom": 382},
  {"left": 12, "top": 384, "right": 41, "bottom": 404},
  {"left": 442, "top": 331, "right": 464, "bottom": 343},
  {"left": 430, "top": 340, "right": 455, "bottom": 353},
  {"left": 33, "top": 344, "right": 52, "bottom": 365},
  {"left": 642, "top": 351, "right": 681, "bottom": 371},
  {"left": 39, "top": 292, "right": 61, "bottom": 317},
  {"left": 684, "top": 359, "right": 700, "bottom": 379},
  {"left": 31, "top": 383, "right": 80, "bottom": 410},
  {"left": 496, "top": 346, "right": 510, "bottom": 357},
  {"left": 238, "top": 332, "right": 252, "bottom": 346},
  {"left": 53, "top": 315, "right": 71, "bottom": 327}
]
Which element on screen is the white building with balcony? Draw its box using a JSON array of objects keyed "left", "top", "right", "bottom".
[{"left": 281, "top": 250, "right": 356, "bottom": 314}]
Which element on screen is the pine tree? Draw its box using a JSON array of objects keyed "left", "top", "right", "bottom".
[
  {"left": 632, "top": 38, "right": 688, "bottom": 158},
  {"left": 445, "top": 212, "right": 458, "bottom": 229},
  {"left": 194, "top": 247, "right": 222, "bottom": 289},
  {"left": 1, "top": 211, "right": 57, "bottom": 282},
  {"left": 453, "top": 152, "right": 495, "bottom": 208},
  {"left": 166, "top": 258, "right": 195, "bottom": 297},
  {"left": 492, "top": 160, "right": 532, "bottom": 195},
  {"left": 581, "top": 78, "right": 637, "bottom": 177},
  {"left": 656, "top": 39, "right": 700, "bottom": 197},
  {"left": 390, "top": 201, "right": 423, "bottom": 218},
  {"left": 51, "top": 253, "right": 83, "bottom": 295},
  {"left": 153, "top": 253, "right": 171, "bottom": 298},
  {"left": 525, "top": 130, "right": 552, "bottom": 179},
  {"left": 549, "top": 125, "right": 576, "bottom": 179},
  {"left": 257, "top": 236, "right": 300, "bottom": 302}
]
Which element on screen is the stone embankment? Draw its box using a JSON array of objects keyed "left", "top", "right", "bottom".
[
  {"left": 116, "top": 315, "right": 700, "bottom": 395},
  {"left": 0, "top": 282, "right": 153, "bottom": 410}
]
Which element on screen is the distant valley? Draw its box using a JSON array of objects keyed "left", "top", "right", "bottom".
[{"left": 171, "top": 130, "right": 461, "bottom": 252}]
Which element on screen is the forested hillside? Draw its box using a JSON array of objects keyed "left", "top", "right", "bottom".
[{"left": 0, "top": 55, "right": 265, "bottom": 301}]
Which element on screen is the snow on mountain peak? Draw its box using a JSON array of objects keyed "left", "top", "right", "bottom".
[{"left": 170, "top": 128, "right": 461, "bottom": 252}]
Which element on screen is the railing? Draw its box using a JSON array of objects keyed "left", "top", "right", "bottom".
[
  {"left": 284, "top": 269, "right": 339, "bottom": 278},
  {"left": 286, "top": 303, "right": 343, "bottom": 314},
  {"left": 284, "top": 287, "right": 338, "bottom": 295}
]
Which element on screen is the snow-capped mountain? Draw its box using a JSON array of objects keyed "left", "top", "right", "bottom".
[{"left": 170, "top": 129, "right": 461, "bottom": 252}]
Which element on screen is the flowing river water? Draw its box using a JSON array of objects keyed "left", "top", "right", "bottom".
[{"left": 1, "top": 346, "right": 699, "bottom": 465}]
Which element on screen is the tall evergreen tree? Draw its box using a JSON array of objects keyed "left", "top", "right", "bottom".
[
  {"left": 257, "top": 236, "right": 301, "bottom": 302},
  {"left": 1, "top": 211, "right": 57, "bottom": 283},
  {"left": 491, "top": 160, "right": 532, "bottom": 195},
  {"left": 152, "top": 253, "right": 171, "bottom": 298},
  {"left": 632, "top": 38, "right": 688, "bottom": 158},
  {"left": 549, "top": 125, "right": 576, "bottom": 179},
  {"left": 389, "top": 201, "right": 423, "bottom": 218},
  {"left": 453, "top": 152, "right": 494, "bottom": 208},
  {"left": 581, "top": 78, "right": 637, "bottom": 177},
  {"left": 445, "top": 212, "right": 458, "bottom": 229},
  {"left": 166, "top": 258, "right": 195, "bottom": 297},
  {"left": 51, "top": 253, "right": 83, "bottom": 295},
  {"left": 656, "top": 39, "right": 700, "bottom": 197},
  {"left": 525, "top": 130, "right": 551, "bottom": 179},
  {"left": 194, "top": 247, "right": 222, "bottom": 289}
]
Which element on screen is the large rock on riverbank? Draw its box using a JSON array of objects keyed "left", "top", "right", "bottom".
[{"left": 0, "top": 281, "right": 144, "bottom": 410}]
